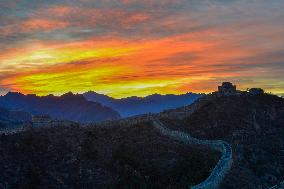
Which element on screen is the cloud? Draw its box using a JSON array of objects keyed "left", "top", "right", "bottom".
[
  {"left": 0, "top": 0, "right": 284, "bottom": 97},
  {"left": 20, "top": 19, "right": 69, "bottom": 32}
]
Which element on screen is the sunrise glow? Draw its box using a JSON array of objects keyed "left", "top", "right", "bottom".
[{"left": 0, "top": 1, "right": 284, "bottom": 97}]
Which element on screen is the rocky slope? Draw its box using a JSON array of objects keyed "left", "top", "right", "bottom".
[
  {"left": 161, "top": 94, "right": 284, "bottom": 189},
  {"left": 1, "top": 91, "right": 283, "bottom": 188},
  {"left": 0, "top": 123, "right": 219, "bottom": 189},
  {"left": 0, "top": 92, "right": 120, "bottom": 123}
]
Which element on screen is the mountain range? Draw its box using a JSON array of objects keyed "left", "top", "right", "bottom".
[
  {"left": 0, "top": 91, "right": 202, "bottom": 124},
  {"left": 0, "top": 92, "right": 120, "bottom": 123},
  {"left": 1, "top": 91, "right": 283, "bottom": 188},
  {"left": 83, "top": 91, "right": 202, "bottom": 117}
]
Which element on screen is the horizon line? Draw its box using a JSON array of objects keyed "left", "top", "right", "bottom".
[{"left": 1, "top": 88, "right": 283, "bottom": 99}]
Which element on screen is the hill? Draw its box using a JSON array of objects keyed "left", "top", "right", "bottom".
[
  {"left": 1, "top": 84, "right": 283, "bottom": 188},
  {"left": 0, "top": 123, "right": 219, "bottom": 189},
  {"left": 160, "top": 93, "right": 284, "bottom": 189},
  {"left": 83, "top": 91, "right": 202, "bottom": 117},
  {"left": 0, "top": 92, "right": 120, "bottom": 123}
]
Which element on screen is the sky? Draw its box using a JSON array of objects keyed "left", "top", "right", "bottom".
[{"left": 0, "top": 0, "right": 284, "bottom": 98}]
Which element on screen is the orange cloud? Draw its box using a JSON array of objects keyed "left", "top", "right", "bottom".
[
  {"left": 0, "top": 31, "right": 248, "bottom": 97},
  {"left": 1, "top": 1, "right": 284, "bottom": 97},
  {"left": 21, "top": 19, "right": 69, "bottom": 32},
  {"left": 47, "top": 5, "right": 74, "bottom": 16}
]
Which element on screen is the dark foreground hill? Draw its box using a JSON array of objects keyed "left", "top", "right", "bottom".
[
  {"left": 1, "top": 91, "right": 283, "bottom": 188},
  {"left": 0, "top": 123, "right": 219, "bottom": 189},
  {"left": 84, "top": 91, "right": 202, "bottom": 117},
  {"left": 160, "top": 93, "right": 284, "bottom": 189},
  {"left": 0, "top": 92, "right": 120, "bottom": 123}
]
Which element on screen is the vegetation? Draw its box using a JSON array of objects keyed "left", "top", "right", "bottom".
[{"left": 0, "top": 124, "right": 219, "bottom": 189}]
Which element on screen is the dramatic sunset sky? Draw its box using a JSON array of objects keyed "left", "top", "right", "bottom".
[{"left": 0, "top": 0, "right": 284, "bottom": 98}]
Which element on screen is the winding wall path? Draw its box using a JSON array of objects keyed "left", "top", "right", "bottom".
[
  {"left": 269, "top": 180, "right": 284, "bottom": 189},
  {"left": 0, "top": 127, "right": 25, "bottom": 135},
  {"left": 152, "top": 119, "right": 233, "bottom": 189}
]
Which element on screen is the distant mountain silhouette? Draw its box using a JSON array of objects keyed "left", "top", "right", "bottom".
[
  {"left": 2, "top": 84, "right": 284, "bottom": 188},
  {"left": 0, "top": 107, "right": 31, "bottom": 129},
  {"left": 0, "top": 92, "right": 120, "bottom": 123},
  {"left": 83, "top": 92, "right": 202, "bottom": 117}
]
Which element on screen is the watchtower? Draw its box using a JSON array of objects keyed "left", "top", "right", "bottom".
[{"left": 218, "top": 82, "right": 237, "bottom": 96}]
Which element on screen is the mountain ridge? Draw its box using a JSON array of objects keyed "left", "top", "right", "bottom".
[
  {"left": 83, "top": 91, "right": 203, "bottom": 117},
  {"left": 0, "top": 92, "right": 120, "bottom": 123},
  {"left": 0, "top": 85, "right": 283, "bottom": 188}
]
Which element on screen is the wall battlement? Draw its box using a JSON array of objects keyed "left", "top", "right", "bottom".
[{"left": 152, "top": 120, "right": 233, "bottom": 189}]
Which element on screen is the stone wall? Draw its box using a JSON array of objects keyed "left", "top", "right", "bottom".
[
  {"left": 269, "top": 180, "right": 284, "bottom": 189},
  {"left": 152, "top": 120, "right": 233, "bottom": 189},
  {"left": 91, "top": 95, "right": 216, "bottom": 128},
  {"left": 92, "top": 113, "right": 154, "bottom": 127},
  {"left": 32, "top": 115, "right": 52, "bottom": 127},
  {"left": 2, "top": 105, "right": 233, "bottom": 189},
  {"left": 2, "top": 108, "right": 233, "bottom": 189},
  {"left": 92, "top": 97, "right": 209, "bottom": 128},
  {"left": 0, "top": 127, "right": 27, "bottom": 135}
]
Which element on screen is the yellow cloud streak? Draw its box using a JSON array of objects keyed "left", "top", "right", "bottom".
[
  {"left": 10, "top": 68, "right": 192, "bottom": 98},
  {"left": 2, "top": 33, "right": 282, "bottom": 98},
  {"left": 0, "top": 45, "right": 135, "bottom": 72},
  {"left": 12, "top": 65, "right": 127, "bottom": 96}
]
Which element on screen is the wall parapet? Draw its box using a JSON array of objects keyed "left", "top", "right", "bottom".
[
  {"left": 152, "top": 120, "right": 233, "bottom": 189},
  {"left": 269, "top": 180, "right": 284, "bottom": 189}
]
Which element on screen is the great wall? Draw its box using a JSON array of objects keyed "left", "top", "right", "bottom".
[
  {"left": 152, "top": 119, "right": 233, "bottom": 189},
  {"left": 2, "top": 116, "right": 283, "bottom": 189},
  {"left": 0, "top": 114, "right": 234, "bottom": 189},
  {"left": 0, "top": 89, "right": 235, "bottom": 189},
  {"left": 1, "top": 83, "right": 282, "bottom": 189},
  {"left": 0, "top": 127, "right": 27, "bottom": 135},
  {"left": 270, "top": 181, "right": 284, "bottom": 189}
]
